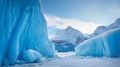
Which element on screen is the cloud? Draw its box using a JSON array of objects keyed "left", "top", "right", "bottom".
[
  {"left": 44, "top": 15, "right": 100, "bottom": 34},
  {"left": 108, "top": 5, "right": 120, "bottom": 14}
]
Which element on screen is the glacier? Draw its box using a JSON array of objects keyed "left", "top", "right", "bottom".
[
  {"left": 75, "top": 28, "right": 120, "bottom": 57},
  {"left": 0, "top": 0, "right": 54, "bottom": 65}
]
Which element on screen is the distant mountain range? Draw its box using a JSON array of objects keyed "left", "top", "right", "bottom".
[
  {"left": 51, "top": 26, "right": 86, "bottom": 52},
  {"left": 51, "top": 26, "right": 86, "bottom": 45},
  {"left": 92, "top": 18, "right": 120, "bottom": 36},
  {"left": 51, "top": 18, "right": 120, "bottom": 52}
]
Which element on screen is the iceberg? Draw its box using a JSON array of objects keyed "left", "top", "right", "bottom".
[
  {"left": 23, "top": 49, "right": 41, "bottom": 63},
  {"left": 0, "top": 0, "right": 54, "bottom": 65},
  {"left": 75, "top": 28, "right": 120, "bottom": 57}
]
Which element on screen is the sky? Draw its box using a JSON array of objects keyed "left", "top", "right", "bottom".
[{"left": 41, "top": 0, "right": 120, "bottom": 38}]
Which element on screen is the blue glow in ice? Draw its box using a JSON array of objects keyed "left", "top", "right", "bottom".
[
  {"left": 0, "top": 0, "right": 54, "bottom": 65},
  {"left": 75, "top": 28, "right": 120, "bottom": 57}
]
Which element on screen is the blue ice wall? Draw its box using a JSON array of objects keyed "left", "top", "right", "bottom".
[
  {"left": 0, "top": 0, "right": 54, "bottom": 65},
  {"left": 54, "top": 41, "right": 75, "bottom": 52},
  {"left": 75, "top": 28, "right": 120, "bottom": 57}
]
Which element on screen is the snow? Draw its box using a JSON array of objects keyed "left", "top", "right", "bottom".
[
  {"left": 39, "top": 58, "right": 120, "bottom": 67},
  {"left": 0, "top": 0, "right": 54, "bottom": 65},
  {"left": 55, "top": 52, "right": 75, "bottom": 58},
  {"left": 51, "top": 26, "right": 86, "bottom": 45},
  {"left": 92, "top": 18, "right": 120, "bottom": 36},
  {"left": 23, "top": 49, "right": 41, "bottom": 63},
  {"left": 1, "top": 0, "right": 120, "bottom": 66},
  {"left": 93, "top": 26, "right": 107, "bottom": 36},
  {"left": 4, "top": 52, "right": 120, "bottom": 67},
  {"left": 75, "top": 28, "right": 120, "bottom": 57},
  {"left": 108, "top": 18, "right": 120, "bottom": 29},
  {"left": 8, "top": 58, "right": 120, "bottom": 67}
]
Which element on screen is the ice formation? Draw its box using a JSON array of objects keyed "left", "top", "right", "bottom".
[
  {"left": 0, "top": 0, "right": 54, "bottom": 65},
  {"left": 53, "top": 41, "right": 75, "bottom": 52},
  {"left": 75, "top": 28, "right": 120, "bottom": 57},
  {"left": 23, "top": 49, "right": 41, "bottom": 63}
]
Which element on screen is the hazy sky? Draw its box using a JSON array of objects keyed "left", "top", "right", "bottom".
[{"left": 41, "top": 0, "right": 120, "bottom": 38}]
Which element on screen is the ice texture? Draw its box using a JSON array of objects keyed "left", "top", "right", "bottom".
[
  {"left": 0, "top": 0, "right": 54, "bottom": 65},
  {"left": 23, "top": 49, "right": 41, "bottom": 63},
  {"left": 53, "top": 41, "right": 75, "bottom": 52},
  {"left": 75, "top": 28, "right": 120, "bottom": 57}
]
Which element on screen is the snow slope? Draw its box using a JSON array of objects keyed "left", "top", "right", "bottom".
[
  {"left": 0, "top": 0, "right": 54, "bottom": 65},
  {"left": 75, "top": 28, "right": 120, "bottom": 57}
]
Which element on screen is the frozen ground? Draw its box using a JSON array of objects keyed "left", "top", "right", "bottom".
[
  {"left": 8, "top": 52, "right": 120, "bottom": 67},
  {"left": 40, "top": 58, "right": 120, "bottom": 67},
  {"left": 55, "top": 52, "right": 75, "bottom": 58}
]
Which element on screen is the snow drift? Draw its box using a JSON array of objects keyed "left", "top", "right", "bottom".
[
  {"left": 0, "top": 0, "right": 54, "bottom": 65},
  {"left": 75, "top": 28, "right": 120, "bottom": 57}
]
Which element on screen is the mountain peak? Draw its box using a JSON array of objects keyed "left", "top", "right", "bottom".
[
  {"left": 51, "top": 26, "right": 86, "bottom": 45},
  {"left": 65, "top": 26, "right": 80, "bottom": 34},
  {"left": 115, "top": 18, "right": 120, "bottom": 23},
  {"left": 66, "top": 26, "right": 73, "bottom": 30},
  {"left": 92, "top": 18, "right": 120, "bottom": 36},
  {"left": 96, "top": 26, "right": 106, "bottom": 30}
]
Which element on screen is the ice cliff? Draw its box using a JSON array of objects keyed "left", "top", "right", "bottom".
[
  {"left": 0, "top": 0, "right": 54, "bottom": 65},
  {"left": 75, "top": 28, "right": 120, "bottom": 57}
]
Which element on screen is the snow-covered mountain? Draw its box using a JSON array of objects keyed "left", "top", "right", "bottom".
[
  {"left": 92, "top": 26, "right": 107, "bottom": 35},
  {"left": 51, "top": 26, "right": 86, "bottom": 52},
  {"left": 108, "top": 18, "right": 120, "bottom": 29},
  {"left": 92, "top": 18, "right": 120, "bottom": 36},
  {"left": 51, "top": 26, "right": 86, "bottom": 45},
  {"left": 75, "top": 18, "right": 120, "bottom": 57}
]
